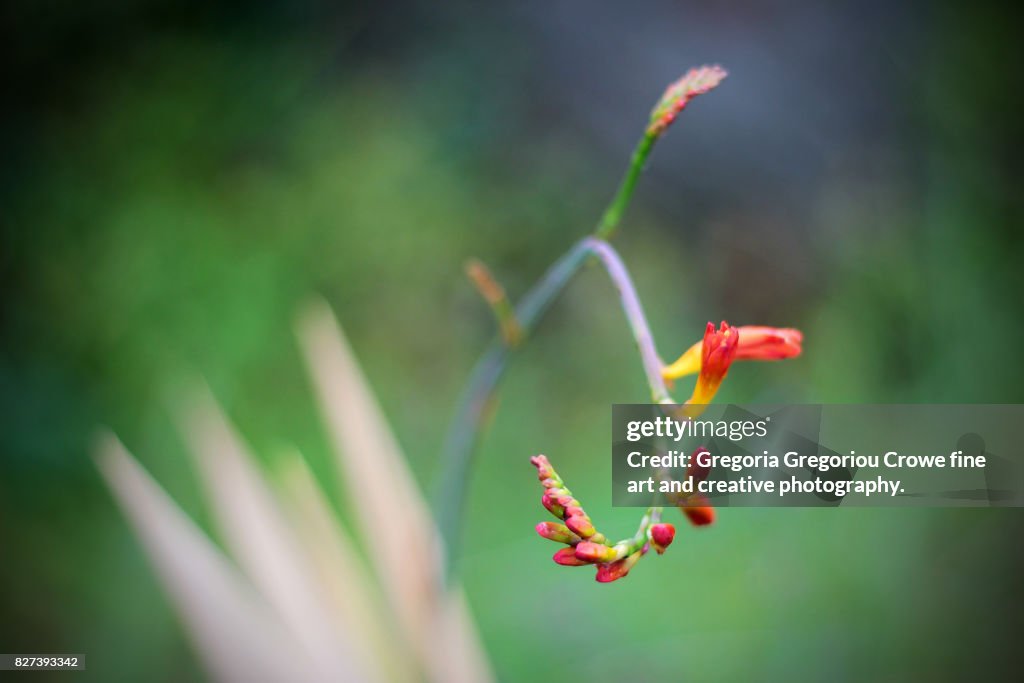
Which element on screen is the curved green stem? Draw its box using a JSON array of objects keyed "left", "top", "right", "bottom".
[
  {"left": 435, "top": 237, "right": 675, "bottom": 578},
  {"left": 596, "top": 133, "right": 657, "bottom": 240}
]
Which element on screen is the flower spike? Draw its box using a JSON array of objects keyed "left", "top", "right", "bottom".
[{"left": 530, "top": 455, "right": 672, "bottom": 583}]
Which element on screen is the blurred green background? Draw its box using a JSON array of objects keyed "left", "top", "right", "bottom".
[{"left": 2, "top": 1, "right": 1023, "bottom": 680}]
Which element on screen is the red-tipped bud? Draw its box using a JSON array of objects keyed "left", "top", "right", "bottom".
[
  {"left": 648, "top": 523, "right": 676, "bottom": 554},
  {"left": 541, "top": 490, "right": 565, "bottom": 518},
  {"left": 734, "top": 326, "right": 803, "bottom": 361},
  {"left": 565, "top": 515, "right": 596, "bottom": 539},
  {"left": 687, "top": 447, "right": 711, "bottom": 483},
  {"left": 530, "top": 454, "right": 555, "bottom": 481},
  {"left": 553, "top": 547, "right": 590, "bottom": 566},
  {"left": 595, "top": 552, "right": 642, "bottom": 583},
  {"left": 535, "top": 521, "right": 580, "bottom": 545},
  {"left": 574, "top": 541, "right": 621, "bottom": 563},
  {"left": 681, "top": 494, "right": 715, "bottom": 527},
  {"left": 562, "top": 503, "right": 585, "bottom": 518}
]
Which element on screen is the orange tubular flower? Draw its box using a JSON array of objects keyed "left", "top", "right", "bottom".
[
  {"left": 663, "top": 324, "right": 803, "bottom": 383},
  {"left": 687, "top": 322, "right": 739, "bottom": 405},
  {"left": 733, "top": 326, "right": 803, "bottom": 361}
]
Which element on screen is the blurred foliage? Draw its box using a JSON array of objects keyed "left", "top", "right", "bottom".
[{"left": 1, "top": 1, "right": 1022, "bottom": 681}]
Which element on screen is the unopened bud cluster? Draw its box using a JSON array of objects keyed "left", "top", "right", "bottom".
[{"left": 531, "top": 454, "right": 675, "bottom": 583}]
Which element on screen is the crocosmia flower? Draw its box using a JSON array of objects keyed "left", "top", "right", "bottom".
[
  {"left": 663, "top": 325, "right": 803, "bottom": 382},
  {"left": 687, "top": 322, "right": 739, "bottom": 405}
]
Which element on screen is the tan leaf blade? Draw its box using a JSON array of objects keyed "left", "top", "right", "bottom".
[
  {"left": 93, "top": 431, "right": 310, "bottom": 683},
  {"left": 176, "top": 386, "right": 371, "bottom": 682}
]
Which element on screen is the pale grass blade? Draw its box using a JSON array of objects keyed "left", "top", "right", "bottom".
[
  {"left": 295, "top": 299, "right": 494, "bottom": 683},
  {"left": 274, "top": 448, "right": 417, "bottom": 683},
  {"left": 177, "top": 386, "right": 369, "bottom": 683},
  {"left": 93, "top": 431, "right": 309, "bottom": 683}
]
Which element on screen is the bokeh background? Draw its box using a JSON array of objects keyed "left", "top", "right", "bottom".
[{"left": 3, "top": 0, "right": 1023, "bottom": 680}]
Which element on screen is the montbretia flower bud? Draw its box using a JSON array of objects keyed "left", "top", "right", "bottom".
[
  {"left": 541, "top": 490, "right": 565, "bottom": 518},
  {"left": 530, "top": 455, "right": 557, "bottom": 482},
  {"left": 553, "top": 547, "right": 590, "bottom": 566},
  {"left": 648, "top": 523, "right": 676, "bottom": 554},
  {"left": 562, "top": 504, "right": 585, "bottom": 519},
  {"left": 535, "top": 521, "right": 580, "bottom": 545},
  {"left": 680, "top": 494, "right": 715, "bottom": 527},
  {"left": 574, "top": 541, "right": 621, "bottom": 564},
  {"left": 595, "top": 551, "right": 643, "bottom": 583},
  {"left": 565, "top": 515, "right": 596, "bottom": 539}
]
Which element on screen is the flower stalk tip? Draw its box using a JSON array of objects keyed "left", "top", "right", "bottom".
[{"left": 647, "top": 65, "right": 728, "bottom": 137}]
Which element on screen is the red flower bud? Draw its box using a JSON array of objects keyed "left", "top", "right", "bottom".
[
  {"left": 565, "top": 515, "right": 596, "bottom": 539},
  {"left": 562, "top": 503, "right": 585, "bottom": 518},
  {"left": 574, "top": 541, "right": 620, "bottom": 563},
  {"left": 594, "top": 552, "right": 642, "bottom": 583},
  {"left": 681, "top": 494, "right": 715, "bottom": 527},
  {"left": 553, "top": 547, "right": 590, "bottom": 566},
  {"left": 530, "top": 454, "right": 555, "bottom": 481},
  {"left": 535, "top": 521, "right": 580, "bottom": 544},
  {"left": 541, "top": 490, "right": 565, "bottom": 518},
  {"left": 648, "top": 523, "right": 676, "bottom": 554}
]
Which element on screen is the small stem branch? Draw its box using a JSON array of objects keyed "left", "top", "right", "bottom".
[
  {"left": 435, "top": 242, "right": 593, "bottom": 574},
  {"left": 436, "top": 238, "right": 674, "bottom": 576},
  {"left": 465, "top": 258, "right": 523, "bottom": 347}
]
